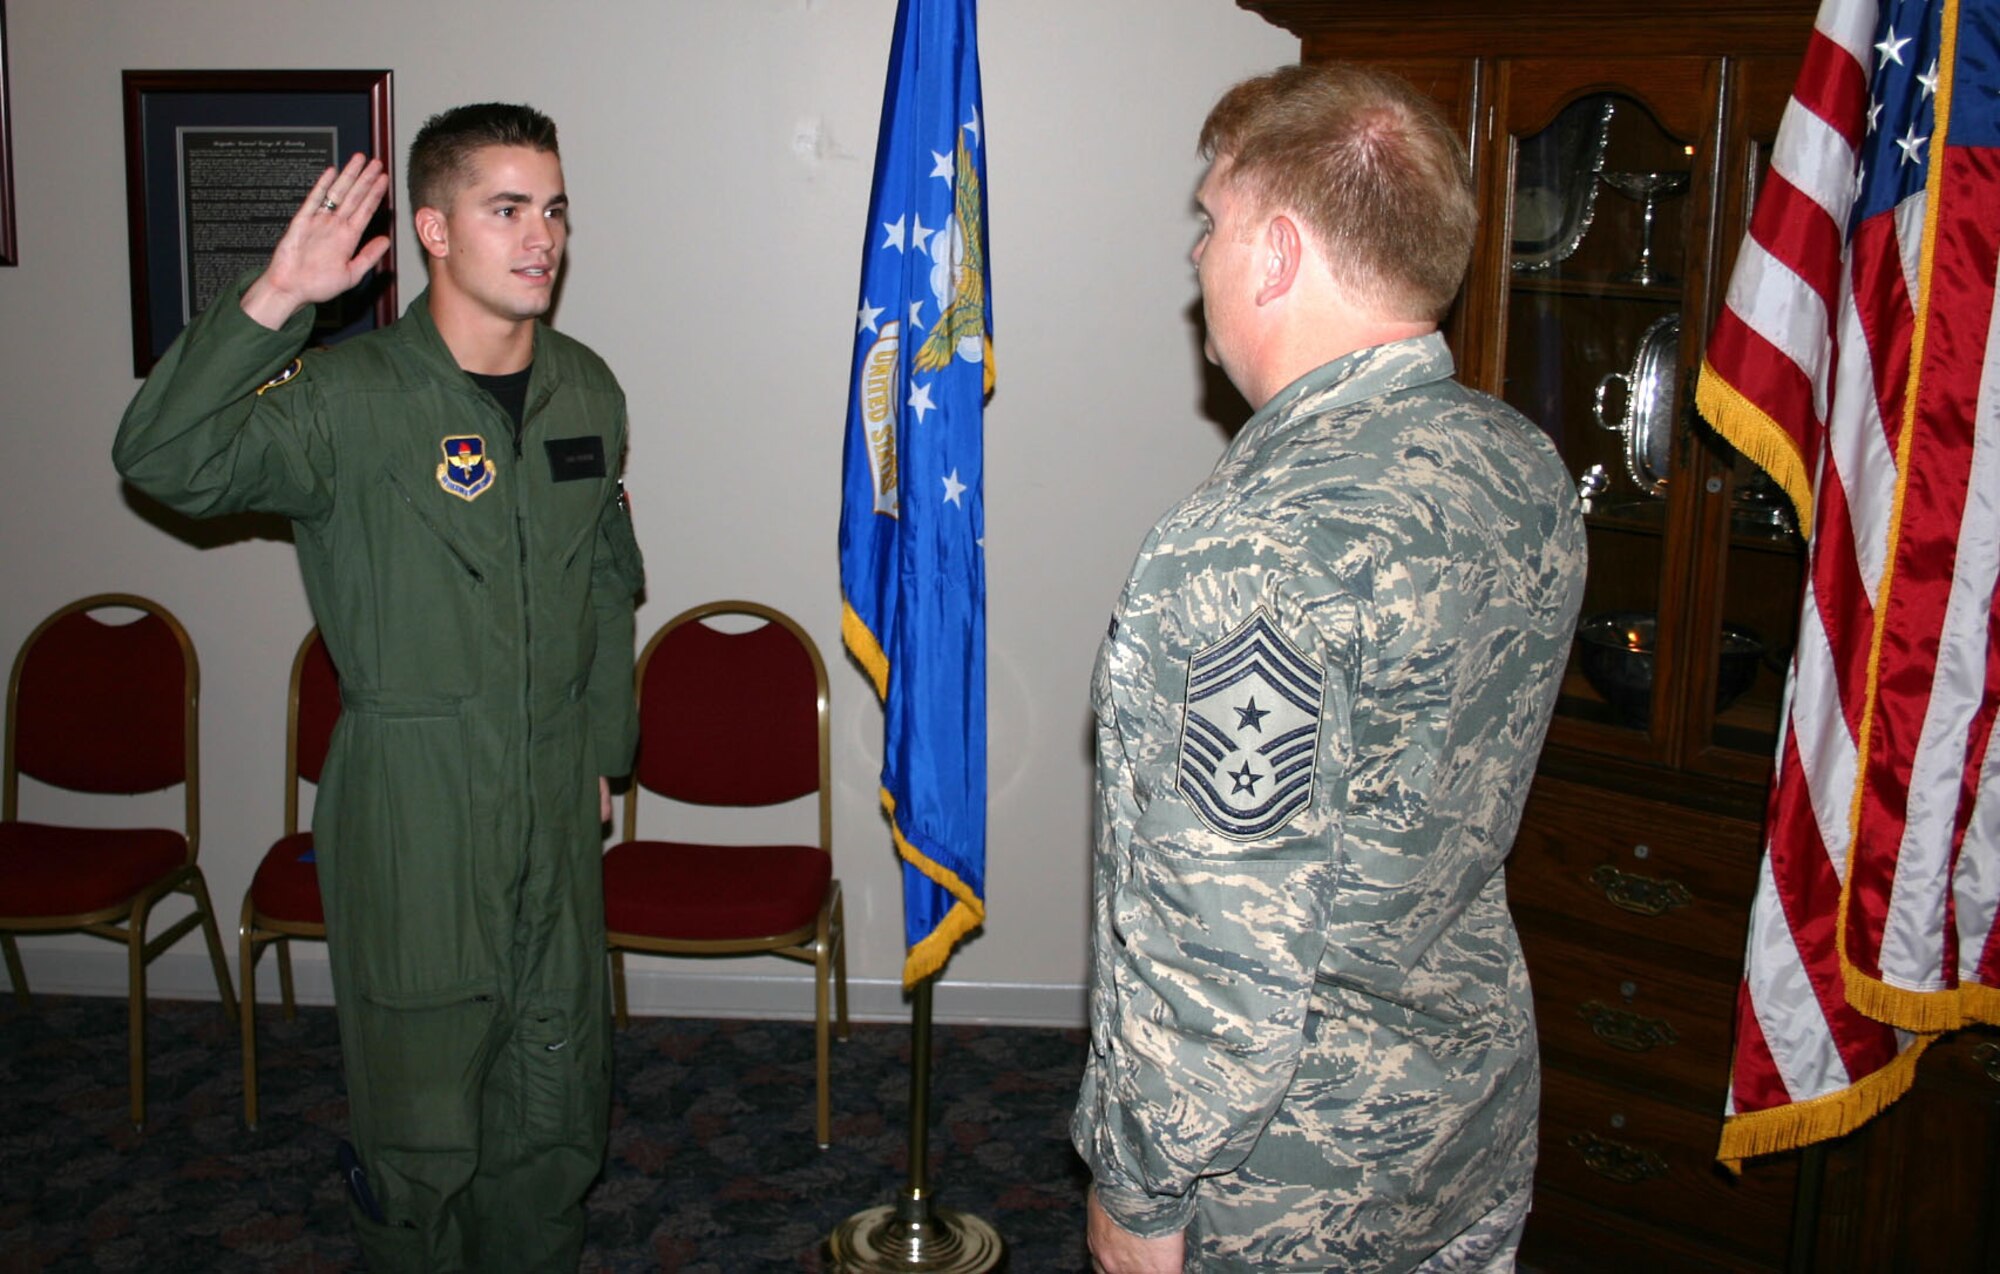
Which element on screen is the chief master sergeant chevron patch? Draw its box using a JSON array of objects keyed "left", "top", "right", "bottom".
[{"left": 1176, "top": 608, "right": 1325, "bottom": 841}]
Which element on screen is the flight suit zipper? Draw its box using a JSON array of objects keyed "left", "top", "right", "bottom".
[{"left": 510, "top": 393, "right": 537, "bottom": 889}]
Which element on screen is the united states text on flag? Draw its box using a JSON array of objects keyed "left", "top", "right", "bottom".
[
  {"left": 1696, "top": 0, "right": 2000, "bottom": 1166},
  {"left": 838, "top": 0, "right": 994, "bottom": 989}
]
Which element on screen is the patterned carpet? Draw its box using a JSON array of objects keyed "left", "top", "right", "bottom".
[{"left": 0, "top": 995, "right": 1091, "bottom": 1272}]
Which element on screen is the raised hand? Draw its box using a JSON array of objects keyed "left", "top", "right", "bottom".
[{"left": 240, "top": 153, "right": 394, "bottom": 331}]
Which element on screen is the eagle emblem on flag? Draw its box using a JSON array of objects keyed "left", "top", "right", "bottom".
[
  {"left": 436, "top": 435, "right": 496, "bottom": 502},
  {"left": 913, "top": 134, "right": 989, "bottom": 381},
  {"left": 1177, "top": 609, "right": 1324, "bottom": 841}
]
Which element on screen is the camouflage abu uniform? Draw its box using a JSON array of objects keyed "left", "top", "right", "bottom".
[{"left": 1073, "top": 334, "right": 1585, "bottom": 1271}]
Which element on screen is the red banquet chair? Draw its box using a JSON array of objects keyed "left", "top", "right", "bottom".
[
  {"left": 603, "top": 600, "right": 850, "bottom": 1146},
  {"left": 0, "top": 593, "right": 236, "bottom": 1128},
  {"left": 238, "top": 628, "right": 339, "bottom": 1129}
]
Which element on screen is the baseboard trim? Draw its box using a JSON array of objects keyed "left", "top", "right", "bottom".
[{"left": 8, "top": 943, "right": 1087, "bottom": 1029}]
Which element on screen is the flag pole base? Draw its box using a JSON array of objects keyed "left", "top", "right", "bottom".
[{"left": 822, "top": 1187, "right": 1006, "bottom": 1272}]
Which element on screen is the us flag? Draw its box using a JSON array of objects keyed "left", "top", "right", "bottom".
[{"left": 1696, "top": 0, "right": 2000, "bottom": 1165}]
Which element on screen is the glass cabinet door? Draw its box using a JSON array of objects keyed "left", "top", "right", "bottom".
[
  {"left": 1483, "top": 57, "right": 1809, "bottom": 776},
  {"left": 1687, "top": 59, "right": 1807, "bottom": 777},
  {"left": 1493, "top": 67, "right": 1712, "bottom": 761}
]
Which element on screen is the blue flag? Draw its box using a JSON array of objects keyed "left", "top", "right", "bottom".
[{"left": 839, "top": 0, "right": 992, "bottom": 989}]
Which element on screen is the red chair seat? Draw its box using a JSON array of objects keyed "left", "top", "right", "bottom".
[
  {"left": 249, "top": 832, "right": 324, "bottom": 926},
  {"left": 0, "top": 821, "right": 187, "bottom": 918},
  {"left": 604, "top": 840, "right": 832, "bottom": 941}
]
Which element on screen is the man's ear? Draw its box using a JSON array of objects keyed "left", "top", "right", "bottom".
[
  {"left": 415, "top": 207, "right": 449, "bottom": 259},
  {"left": 1256, "top": 214, "right": 1302, "bottom": 306}
]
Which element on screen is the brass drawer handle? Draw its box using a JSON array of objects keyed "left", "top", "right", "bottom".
[
  {"left": 1578, "top": 1000, "right": 1679, "bottom": 1052},
  {"left": 1568, "top": 1130, "right": 1669, "bottom": 1184},
  {"left": 1590, "top": 864, "right": 1693, "bottom": 916},
  {"left": 1975, "top": 1042, "right": 2000, "bottom": 1085}
]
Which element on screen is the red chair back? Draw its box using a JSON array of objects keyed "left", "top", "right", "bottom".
[
  {"left": 6, "top": 596, "right": 192, "bottom": 798},
  {"left": 293, "top": 633, "right": 341, "bottom": 786},
  {"left": 634, "top": 604, "right": 824, "bottom": 808}
]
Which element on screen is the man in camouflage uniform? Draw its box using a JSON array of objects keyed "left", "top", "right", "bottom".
[{"left": 1073, "top": 63, "right": 1586, "bottom": 1272}]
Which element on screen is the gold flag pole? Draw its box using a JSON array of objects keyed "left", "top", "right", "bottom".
[{"left": 822, "top": 975, "right": 1006, "bottom": 1271}]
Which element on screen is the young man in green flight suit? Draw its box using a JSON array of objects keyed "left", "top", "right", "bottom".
[{"left": 114, "top": 104, "right": 643, "bottom": 1272}]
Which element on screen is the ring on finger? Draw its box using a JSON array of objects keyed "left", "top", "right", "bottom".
[{"left": 320, "top": 195, "right": 340, "bottom": 213}]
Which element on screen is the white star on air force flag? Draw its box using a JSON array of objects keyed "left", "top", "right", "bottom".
[{"left": 1176, "top": 609, "right": 1325, "bottom": 841}]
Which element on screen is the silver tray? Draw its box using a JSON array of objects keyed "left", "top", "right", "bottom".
[
  {"left": 1512, "top": 98, "right": 1616, "bottom": 273},
  {"left": 1592, "top": 313, "right": 1679, "bottom": 497}
]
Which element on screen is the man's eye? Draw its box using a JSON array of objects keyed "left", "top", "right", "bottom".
[
  {"left": 546, "top": 207, "right": 567, "bottom": 221},
  {"left": 496, "top": 206, "right": 515, "bottom": 218}
]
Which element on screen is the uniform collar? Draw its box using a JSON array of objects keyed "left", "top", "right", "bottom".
[
  {"left": 1225, "top": 332, "right": 1456, "bottom": 460},
  {"left": 397, "top": 290, "right": 563, "bottom": 405}
]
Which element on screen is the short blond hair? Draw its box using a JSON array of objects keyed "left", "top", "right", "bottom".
[{"left": 1200, "top": 63, "right": 1474, "bottom": 322}]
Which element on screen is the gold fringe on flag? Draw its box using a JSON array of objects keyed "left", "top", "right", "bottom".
[
  {"left": 883, "top": 789, "right": 986, "bottom": 988},
  {"left": 1716, "top": 1035, "right": 1932, "bottom": 1172},
  {"left": 1843, "top": 963, "right": 1976, "bottom": 1034},
  {"left": 843, "top": 599, "right": 987, "bottom": 986},
  {"left": 1694, "top": 360, "right": 1815, "bottom": 535},
  {"left": 842, "top": 599, "right": 890, "bottom": 700},
  {"left": 1961, "top": 982, "right": 2000, "bottom": 1023}
]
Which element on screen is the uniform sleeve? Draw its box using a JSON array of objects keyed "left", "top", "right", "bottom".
[
  {"left": 112, "top": 274, "right": 334, "bottom": 523},
  {"left": 1074, "top": 550, "right": 1362, "bottom": 1236},
  {"left": 585, "top": 427, "right": 644, "bottom": 779}
]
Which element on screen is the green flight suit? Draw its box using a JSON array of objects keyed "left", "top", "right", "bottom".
[{"left": 114, "top": 280, "right": 643, "bottom": 1273}]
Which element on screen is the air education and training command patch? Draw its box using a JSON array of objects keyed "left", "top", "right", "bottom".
[
  {"left": 437, "top": 435, "right": 497, "bottom": 502},
  {"left": 1177, "top": 609, "right": 1325, "bottom": 841}
]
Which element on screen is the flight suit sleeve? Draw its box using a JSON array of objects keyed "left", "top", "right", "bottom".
[
  {"left": 1075, "top": 544, "right": 1363, "bottom": 1237},
  {"left": 112, "top": 274, "right": 334, "bottom": 523},
  {"left": 585, "top": 432, "right": 644, "bottom": 779}
]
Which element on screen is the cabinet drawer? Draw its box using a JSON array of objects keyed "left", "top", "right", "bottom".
[
  {"left": 1521, "top": 1185, "right": 1785, "bottom": 1273},
  {"left": 1539, "top": 1066, "right": 1797, "bottom": 1265},
  {"left": 1509, "top": 777, "right": 1761, "bottom": 966},
  {"left": 1521, "top": 924, "right": 1738, "bottom": 1102}
]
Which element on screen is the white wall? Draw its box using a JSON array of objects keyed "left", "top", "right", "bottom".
[{"left": 0, "top": 0, "right": 1295, "bottom": 1026}]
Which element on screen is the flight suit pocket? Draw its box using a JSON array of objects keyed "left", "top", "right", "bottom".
[
  {"left": 356, "top": 978, "right": 504, "bottom": 1152},
  {"left": 382, "top": 465, "right": 489, "bottom": 585},
  {"left": 594, "top": 490, "right": 644, "bottom": 593},
  {"left": 321, "top": 710, "right": 504, "bottom": 997},
  {"left": 516, "top": 1003, "right": 598, "bottom": 1149}
]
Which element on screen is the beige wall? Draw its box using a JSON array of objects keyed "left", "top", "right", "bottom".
[{"left": 0, "top": 0, "right": 1296, "bottom": 1025}]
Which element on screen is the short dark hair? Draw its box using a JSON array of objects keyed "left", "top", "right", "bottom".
[
  {"left": 1200, "top": 63, "right": 1475, "bottom": 322},
  {"left": 408, "top": 103, "right": 559, "bottom": 212}
]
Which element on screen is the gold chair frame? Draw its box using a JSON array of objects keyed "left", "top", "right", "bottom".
[
  {"left": 606, "top": 599, "right": 851, "bottom": 1147},
  {"left": 1, "top": 593, "right": 236, "bottom": 1128},
  {"left": 238, "top": 628, "right": 332, "bottom": 1129}
]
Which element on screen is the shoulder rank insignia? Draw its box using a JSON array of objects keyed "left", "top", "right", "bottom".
[
  {"left": 437, "top": 435, "right": 497, "bottom": 502},
  {"left": 1177, "top": 608, "right": 1325, "bottom": 841},
  {"left": 256, "top": 358, "right": 303, "bottom": 395}
]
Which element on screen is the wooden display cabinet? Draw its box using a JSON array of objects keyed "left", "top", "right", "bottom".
[{"left": 1233, "top": 3, "right": 1997, "bottom": 1269}]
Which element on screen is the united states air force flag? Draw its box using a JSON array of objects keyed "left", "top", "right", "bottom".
[{"left": 839, "top": 0, "right": 993, "bottom": 988}]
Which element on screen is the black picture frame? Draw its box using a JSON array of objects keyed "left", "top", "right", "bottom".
[
  {"left": 1, "top": 1, "right": 17, "bottom": 267},
  {"left": 121, "top": 69, "right": 394, "bottom": 375}
]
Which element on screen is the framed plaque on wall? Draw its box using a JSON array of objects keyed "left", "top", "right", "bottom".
[
  {"left": 121, "top": 69, "right": 394, "bottom": 374},
  {"left": 1, "top": 0, "right": 17, "bottom": 267}
]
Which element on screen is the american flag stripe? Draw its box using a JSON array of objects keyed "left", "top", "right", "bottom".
[
  {"left": 1699, "top": 0, "right": 2000, "bottom": 1165},
  {"left": 1847, "top": 21, "right": 2000, "bottom": 1025}
]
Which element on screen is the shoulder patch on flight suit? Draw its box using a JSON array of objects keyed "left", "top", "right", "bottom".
[
  {"left": 256, "top": 358, "right": 303, "bottom": 395},
  {"left": 1176, "top": 608, "right": 1325, "bottom": 841},
  {"left": 437, "top": 434, "right": 498, "bottom": 502}
]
